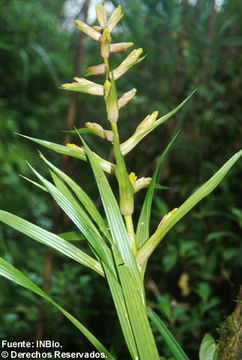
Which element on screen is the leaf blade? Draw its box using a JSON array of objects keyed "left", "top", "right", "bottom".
[
  {"left": 0, "top": 257, "right": 114, "bottom": 359},
  {"left": 137, "top": 149, "right": 242, "bottom": 266},
  {"left": 28, "top": 164, "right": 116, "bottom": 277},
  {"left": 81, "top": 137, "right": 144, "bottom": 297},
  {"left": 40, "top": 153, "right": 112, "bottom": 244},
  {"left": 136, "top": 131, "right": 180, "bottom": 249},
  {"left": 147, "top": 307, "right": 189, "bottom": 360},
  {"left": 18, "top": 134, "right": 115, "bottom": 175},
  {"left": 0, "top": 210, "right": 103, "bottom": 276}
]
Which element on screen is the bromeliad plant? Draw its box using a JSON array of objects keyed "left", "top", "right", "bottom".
[{"left": 0, "top": 3, "right": 241, "bottom": 359}]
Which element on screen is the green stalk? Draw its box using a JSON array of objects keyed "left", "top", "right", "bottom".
[{"left": 111, "top": 122, "right": 134, "bottom": 217}]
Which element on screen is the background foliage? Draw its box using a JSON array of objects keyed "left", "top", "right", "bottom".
[{"left": 0, "top": 0, "right": 241, "bottom": 358}]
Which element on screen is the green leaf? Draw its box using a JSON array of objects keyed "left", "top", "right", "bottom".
[
  {"left": 18, "top": 134, "right": 115, "bottom": 175},
  {"left": 199, "top": 333, "right": 217, "bottom": 360},
  {"left": 0, "top": 257, "right": 114, "bottom": 359},
  {"left": 28, "top": 163, "right": 116, "bottom": 277},
  {"left": 115, "top": 256, "right": 160, "bottom": 360},
  {"left": 81, "top": 137, "right": 144, "bottom": 298},
  {"left": 58, "top": 231, "right": 85, "bottom": 241},
  {"left": 136, "top": 131, "right": 179, "bottom": 249},
  {"left": 19, "top": 174, "right": 47, "bottom": 192},
  {"left": 147, "top": 307, "right": 189, "bottom": 360},
  {"left": 120, "top": 91, "right": 195, "bottom": 155},
  {"left": 221, "top": 36, "right": 242, "bottom": 46},
  {"left": 104, "top": 265, "right": 138, "bottom": 359},
  {"left": 64, "top": 128, "right": 97, "bottom": 135},
  {"left": 30, "top": 42, "right": 59, "bottom": 85},
  {"left": 0, "top": 210, "right": 103, "bottom": 276},
  {"left": 112, "top": 123, "right": 134, "bottom": 216},
  {"left": 136, "top": 149, "right": 242, "bottom": 266},
  {"left": 39, "top": 153, "right": 112, "bottom": 243}
]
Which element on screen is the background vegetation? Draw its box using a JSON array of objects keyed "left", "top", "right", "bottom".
[{"left": 0, "top": 0, "right": 241, "bottom": 358}]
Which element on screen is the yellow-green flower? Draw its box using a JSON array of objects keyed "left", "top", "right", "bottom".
[
  {"left": 95, "top": 3, "right": 107, "bottom": 28},
  {"left": 85, "top": 122, "right": 113, "bottom": 141},
  {"left": 110, "top": 42, "right": 133, "bottom": 53},
  {"left": 62, "top": 77, "right": 104, "bottom": 96},
  {"left": 112, "top": 48, "right": 143, "bottom": 80},
  {"left": 85, "top": 64, "right": 105, "bottom": 77},
  {"left": 106, "top": 5, "right": 123, "bottom": 33},
  {"left": 135, "top": 111, "right": 158, "bottom": 133},
  {"left": 75, "top": 20, "right": 101, "bottom": 41},
  {"left": 118, "top": 88, "right": 137, "bottom": 109}
]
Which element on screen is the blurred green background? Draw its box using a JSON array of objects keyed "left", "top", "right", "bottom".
[{"left": 0, "top": 0, "right": 241, "bottom": 358}]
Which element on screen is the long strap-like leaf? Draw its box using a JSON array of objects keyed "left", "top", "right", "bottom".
[
  {"left": 0, "top": 257, "right": 115, "bottom": 360},
  {"left": 120, "top": 91, "right": 195, "bottom": 155},
  {"left": 18, "top": 133, "right": 115, "bottom": 175},
  {"left": 39, "top": 152, "right": 112, "bottom": 244},
  {"left": 0, "top": 210, "right": 103, "bottom": 276},
  {"left": 136, "top": 131, "right": 179, "bottom": 249},
  {"left": 114, "top": 256, "right": 160, "bottom": 360},
  {"left": 28, "top": 163, "right": 116, "bottom": 277},
  {"left": 147, "top": 307, "right": 189, "bottom": 360},
  {"left": 136, "top": 149, "right": 242, "bottom": 266},
  {"left": 103, "top": 264, "right": 139, "bottom": 359},
  {"left": 81, "top": 137, "right": 144, "bottom": 297}
]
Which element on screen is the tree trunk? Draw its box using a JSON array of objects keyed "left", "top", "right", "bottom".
[{"left": 200, "top": 0, "right": 217, "bottom": 82}]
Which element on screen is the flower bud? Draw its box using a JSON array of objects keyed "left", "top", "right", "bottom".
[
  {"left": 112, "top": 48, "right": 143, "bottom": 80},
  {"left": 106, "top": 5, "right": 123, "bottom": 33},
  {"left": 157, "top": 208, "right": 178, "bottom": 229},
  {"left": 62, "top": 77, "right": 104, "bottom": 96},
  {"left": 118, "top": 88, "right": 137, "bottom": 109},
  {"left": 110, "top": 42, "right": 134, "bottom": 53},
  {"left": 85, "top": 122, "right": 113, "bottom": 141},
  {"left": 95, "top": 3, "right": 107, "bottom": 27},
  {"left": 75, "top": 20, "right": 100, "bottom": 41},
  {"left": 119, "top": 111, "right": 158, "bottom": 155},
  {"left": 135, "top": 111, "right": 158, "bottom": 133},
  {"left": 105, "top": 76, "right": 119, "bottom": 123},
  {"left": 99, "top": 28, "right": 111, "bottom": 59},
  {"left": 85, "top": 63, "right": 105, "bottom": 76},
  {"left": 134, "top": 177, "right": 152, "bottom": 193}
]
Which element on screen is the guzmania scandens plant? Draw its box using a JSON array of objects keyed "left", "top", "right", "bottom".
[{"left": 0, "top": 3, "right": 241, "bottom": 360}]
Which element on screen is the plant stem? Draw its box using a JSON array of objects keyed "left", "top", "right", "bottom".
[
  {"left": 125, "top": 215, "right": 137, "bottom": 254},
  {"left": 104, "top": 58, "right": 110, "bottom": 79}
]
